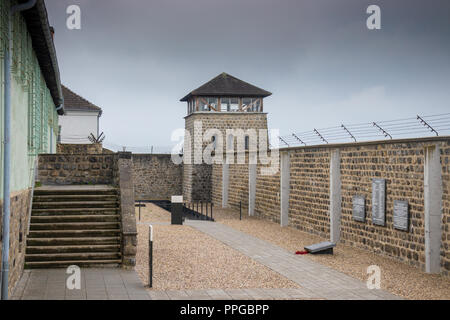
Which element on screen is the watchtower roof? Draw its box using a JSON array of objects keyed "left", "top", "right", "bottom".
[{"left": 180, "top": 72, "right": 271, "bottom": 102}]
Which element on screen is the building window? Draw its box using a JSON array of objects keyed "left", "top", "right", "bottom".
[
  {"left": 207, "top": 97, "right": 218, "bottom": 111},
  {"left": 220, "top": 97, "right": 239, "bottom": 112},
  {"left": 196, "top": 97, "right": 219, "bottom": 111},
  {"left": 212, "top": 135, "right": 217, "bottom": 150},
  {"left": 244, "top": 135, "right": 249, "bottom": 150},
  {"left": 242, "top": 98, "right": 261, "bottom": 112}
]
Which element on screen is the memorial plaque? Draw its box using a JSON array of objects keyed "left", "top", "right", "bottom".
[
  {"left": 393, "top": 200, "right": 409, "bottom": 231},
  {"left": 352, "top": 195, "right": 366, "bottom": 222},
  {"left": 372, "top": 178, "right": 386, "bottom": 226}
]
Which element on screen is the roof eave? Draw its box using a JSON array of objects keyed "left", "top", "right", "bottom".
[
  {"left": 21, "top": 0, "right": 64, "bottom": 115},
  {"left": 180, "top": 92, "right": 272, "bottom": 102}
]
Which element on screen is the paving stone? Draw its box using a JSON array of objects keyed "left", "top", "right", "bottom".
[
  {"left": 187, "top": 221, "right": 401, "bottom": 301},
  {"left": 16, "top": 268, "right": 149, "bottom": 300}
]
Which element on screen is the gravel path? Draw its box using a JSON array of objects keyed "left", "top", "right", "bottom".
[
  {"left": 135, "top": 204, "right": 299, "bottom": 290},
  {"left": 213, "top": 208, "right": 450, "bottom": 300},
  {"left": 135, "top": 203, "right": 170, "bottom": 223}
]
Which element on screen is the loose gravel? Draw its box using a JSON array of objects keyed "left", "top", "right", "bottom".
[
  {"left": 213, "top": 208, "right": 450, "bottom": 300},
  {"left": 135, "top": 204, "right": 299, "bottom": 290}
]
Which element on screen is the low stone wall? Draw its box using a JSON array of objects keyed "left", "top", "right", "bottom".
[
  {"left": 210, "top": 137, "right": 450, "bottom": 275},
  {"left": 116, "top": 152, "right": 137, "bottom": 268},
  {"left": 57, "top": 143, "right": 103, "bottom": 154},
  {"left": 37, "top": 154, "right": 115, "bottom": 185},
  {"left": 132, "top": 154, "right": 183, "bottom": 200},
  {"left": 0, "top": 188, "right": 32, "bottom": 296},
  {"left": 35, "top": 152, "right": 137, "bottom": 269}
]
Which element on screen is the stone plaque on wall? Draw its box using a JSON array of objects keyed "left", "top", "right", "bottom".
[
  {"left": 352, "top": 195, "right": 366, "bottom": 222},
  {"left": 372, "top": 178, "right": 386, "bottom": 226},
  {"left": 393, "top": 200, "right": 409, "bottom": 231}
]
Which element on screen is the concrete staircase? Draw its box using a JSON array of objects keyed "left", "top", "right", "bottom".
[{"left": 25, "top": 186, "right": 122, "bottom": 268}]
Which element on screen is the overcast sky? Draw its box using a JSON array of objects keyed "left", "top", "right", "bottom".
[{"left": 46, "top": 0, "right": 450, "bottom": 150}]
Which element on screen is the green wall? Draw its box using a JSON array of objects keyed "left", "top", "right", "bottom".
[{"left": 0, "top": 0, "right": 59, "bottom": 199}]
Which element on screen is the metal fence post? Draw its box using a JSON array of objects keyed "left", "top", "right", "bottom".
[
  {"left": 240, "top": 201, "right": 242, "bottom": 220},
  {"left": 149, "top": 224, "right": 153, "bottom": 288},
  {"left": 139, "top": 200, "right": 141, "bottom": 221}
]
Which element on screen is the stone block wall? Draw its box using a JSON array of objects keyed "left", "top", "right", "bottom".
[
  {"left": 227, "top": 154, "right": 250, "bottom": 210},
  {"left": 210, "top": 137, "right": 450, "bottom": 275},
  {"left": 254, "top": 160, "right": 280, "bottom": 223},
  {"left": 56, "top": 143, "right": 103, "bottom": 154},
  {"left": 116, "top": 152, "right": 137, "bottom": 268},
  {"left": 441, "top": 141, "right": 450, "bottom": 273},
  {"left": 211, "top": 164, "right": 222, "bottom": 206},
  {"left": 288, "top": 147, "right": 331, "bottom": 238},
  {"left": 183, "top": 112, "right": 268, "bottom": 202},
  {"left": 132, "top": 154, "right": 183, "bottom": 200},
  {"left": 339, "top": 142, "right": 426, "bottom": 269},
  {"left": 0, "top": 189, "right": 32, "bottom": 296},
  {"left": 37, "top": 154, "right": 115, "bottom": 185}
]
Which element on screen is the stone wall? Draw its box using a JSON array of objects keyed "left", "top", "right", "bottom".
[
  {"left": 442, "top": 141, "right": 450, "bottom": 273},
  {"left": 37, "top": 154, "right": 115, "bottom": 185},
  {"left": 57, "top": 143, "right": 103, "bottom": 154},
  {"left": 132, "top": 154, "right": 183, "bottom": 200},
  {"left": 338, "top": 142, "right": 426, "bottom": 269},
  {"left": 210, "top": 137, "right": 450, "bottom": 275},
  {"left": 254, "top": 160, "right": 281, "bottom": 223},
  {"left": 116, "top": 152, "right": 137, "bottom": 268},
  {"left": 0, "top": 189, "right": 32, "bottom": 296},
  {"left": 183, "top": 112, "right": 268, "bottom": 202},
  {"left": 288, "top": 147, "right": 330, "bottom": 238}
]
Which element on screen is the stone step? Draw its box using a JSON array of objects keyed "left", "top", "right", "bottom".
[
  {"left": 31, "top": 215, "right": 120, "bottom": 223},
  {"left": 26, "top": 244, "right": 121, "bottom": 254},
  {"left": 32, "top": 201, "right": 118, "bottom": 209},
  {"left": 33, "top": 194, "right": 118, "bottom": 202},
  {"left": 34, "top": 188, "right": 117, "bottom": 196},
  {"left": 29, "top": 222, "right": 121, "bottom": 231},
  {"left": 28, "top": 229, "right": 120, "bottom": 238},
  {"left": 32, "top": 208, "right": 119, "bottom": 216},
  {"left": 25, "top": 260, "right": 121, "bottom": 269},
  {"left": 27, "top": 237, "right": 121, "bottom": 246},
  {"left": 25, "top": 252, "right": 121, "bottom": 262}
]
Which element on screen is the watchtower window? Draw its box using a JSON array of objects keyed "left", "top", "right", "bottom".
[
  {"left": 242, "top": 98, "right": 261, "bottom": 112},
  {"left": 221, "top": 97, "right": 239, "bottom": 112},
  {"left": 198, "top": 97, "right": 218, "bottom": 111},
  {"left": 244, "top": 135, "right": 249, "bottom": 150}
]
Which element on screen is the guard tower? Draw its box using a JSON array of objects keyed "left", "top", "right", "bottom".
[{"left": 180, "top": 72, "right": 271, "bottom": 202}]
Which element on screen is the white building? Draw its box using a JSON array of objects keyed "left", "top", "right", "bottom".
[{"left": 59, "top": 85, "right": 102, "bottom": 144}]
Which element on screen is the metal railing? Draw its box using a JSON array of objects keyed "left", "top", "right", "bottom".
[{"left": 183, "top": 202, "right": 214, "bottom": 221}]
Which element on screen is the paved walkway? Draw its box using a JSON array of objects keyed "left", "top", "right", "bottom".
[
  {"left": 185, "top": 220, "right": 402, "bottom": 300},
  {"left": 13, "top": 220, "right": 402, "bottom": 300},
  {"left": 148, "top": 288, "right": 322, "bottom": 300},
  {"left": 12, "top": 268, "right": 150, "bottom": 300}
]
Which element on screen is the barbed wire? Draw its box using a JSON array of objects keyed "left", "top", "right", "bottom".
[
  {"left": 276, "top": 113, "right": 450, "bottom": 147},
  {"left": 60, "top": 112, "right": 450, "bottom": 152},
  {"left": 102, "top": 141, "right": 178, "bottom": 154}
]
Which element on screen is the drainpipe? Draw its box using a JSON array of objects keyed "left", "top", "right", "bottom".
[
  {"left": 1, "top": 0, "right": 37, "bottom": 301},
  {"left": 52, "top": 103, "right": 64, "bottom": 153}
]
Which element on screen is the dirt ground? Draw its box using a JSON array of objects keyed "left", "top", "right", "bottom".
[
  {"left": 213, "top": 207, "right": 450, "bottom": 300},
  {"left": 134, "top": 203, "right": 299, "bottom": 290}
]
